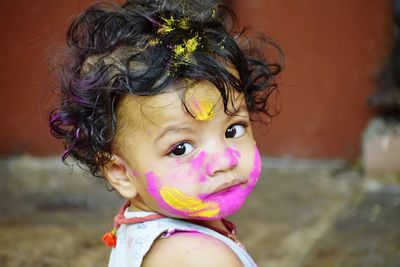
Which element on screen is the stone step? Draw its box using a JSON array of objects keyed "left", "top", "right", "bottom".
[{"left": 0, "top": 156, "right": 363, "bottom": 267}]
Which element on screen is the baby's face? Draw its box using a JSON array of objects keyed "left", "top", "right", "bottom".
[{"left": 114, "top": 80, "right": 261, "bottom": 220}]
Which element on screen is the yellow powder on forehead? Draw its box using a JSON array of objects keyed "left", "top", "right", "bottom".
[
  {"left": 160, "top": 186, "right": 220, "bottom": 218},
  {"left": 184, "top": 80, "right": 222, "bottom": 121},
  {"left": 191, "top": 99, "right": 215, "bottom": 121}
]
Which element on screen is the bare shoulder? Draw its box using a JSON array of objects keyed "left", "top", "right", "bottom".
[{"left": 142, "top": 232, "right": 243, "bottom": 267}]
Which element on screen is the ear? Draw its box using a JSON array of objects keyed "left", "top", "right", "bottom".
[{"left": 103, "top": 155, "right": 137, "bottom": 199}]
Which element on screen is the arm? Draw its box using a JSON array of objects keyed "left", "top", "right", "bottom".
[{"left": 142, "top": 232, "right": 243, "bottom": 267}]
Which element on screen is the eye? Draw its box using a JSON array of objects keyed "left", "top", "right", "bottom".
[
  {"left": 225, "top": 123, "right": 247, "bottom": 139},
  {"left": 168, "top": 142, "right": 194, "bottom": 157}
]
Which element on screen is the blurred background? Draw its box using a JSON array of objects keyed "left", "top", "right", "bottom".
[{"left": 0, "top": 0, "right": 399, "bottom": 266}]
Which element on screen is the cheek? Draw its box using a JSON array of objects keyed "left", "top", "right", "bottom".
[
  {"left": 157, "top": 161, "right": 199, "bottom": 185},
  {"left": 172, "top": 151, "right": 209, "bottom": 183},
  {"left": 145, "top": 153, "right": 208, "bottom": 202},
  {"left": 146, "top": 171, "right": 219, "bottom": 218},
  {"left": 248, "top": 146, "right": 262, "bottom": 183},
  {"left": 202, "top": 146, "right": 261, "bottom": 216},
  {"left": 131, "top": 169, "right": 140, "bottom": 177},
  {"left": 226, "top": 146, "right": 241, "bottom": 165},
  {"left": 159, "top": 187, "right": 220, "bottom": 217},
  {"left": 189, "top": 151, "right": 208, "bottom": 183},
  {"left": 145, "top": 146, "right": 261, "bottom": 220}
]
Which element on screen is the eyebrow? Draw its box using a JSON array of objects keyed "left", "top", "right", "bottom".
[
  {"left": 154, "top": 124, "right": 192, "bottom": 143},
  {"left": 154, "top": 105, "right": 248, "bottom": 142}
]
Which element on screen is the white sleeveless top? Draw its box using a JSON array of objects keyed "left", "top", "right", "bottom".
[{"left": 108, "top": 210, "right": 257, "bottom": 267}]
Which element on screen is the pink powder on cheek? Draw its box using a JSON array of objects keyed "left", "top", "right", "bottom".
[
  {"left": 225, "top": 147, "right": 241, "bottom": 166},
  {"left": 198, "top": 174, "right": 207, "bottom": 183},
  {"left": 205, "top": 147, "right": 241, "bottom": 176},
  {"left": 145, "top": 147, "right": 261, "bottom": 219},
  {"left": 190, "top": 151, "right": 208, "bottom": 183},
  {"left": 190, "top": 151, "right": 207, "bottom": 170},
  {"left": 131, "top": 169, "right": 140, "bottom": 177},
  {"left": 200, "top": 146, "right": 261, "bottom": 217},
  {"left": 176, "top": 147, "right": 241, "bottom": 183},
  {"left": 146, "top": 172, "right": 162, "bottom": 202}
]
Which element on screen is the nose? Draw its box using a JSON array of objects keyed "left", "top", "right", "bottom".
[{"left": 205, "top": 147, "right": 240, "bottom": 177}]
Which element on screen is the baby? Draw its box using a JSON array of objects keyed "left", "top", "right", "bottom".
[{"left": 50, "top": 0, "right": 281, "bottom": 266}]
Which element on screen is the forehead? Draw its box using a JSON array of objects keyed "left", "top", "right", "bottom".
[{"left": 117, "top": 80, "right": 245, "bottom": 133}]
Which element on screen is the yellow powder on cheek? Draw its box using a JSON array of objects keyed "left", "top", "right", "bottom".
[{"left": 159, "top": 187, "right": 220, "bottom": 217}]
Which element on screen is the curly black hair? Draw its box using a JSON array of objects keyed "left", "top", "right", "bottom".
[{"left": 49, "top": 0, "right": 283, "bottom": 178}]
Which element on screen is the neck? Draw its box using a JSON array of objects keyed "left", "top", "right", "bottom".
[
  {"left": 130, "top": 197, "right": 153, "bottom": 212},
  {"left": 129, "top": 198, "right": 230, "bottom": 233}
]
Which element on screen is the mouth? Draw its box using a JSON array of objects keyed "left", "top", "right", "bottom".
[{"left": 199, "top": 182, "right": 246, "bottom": 201}]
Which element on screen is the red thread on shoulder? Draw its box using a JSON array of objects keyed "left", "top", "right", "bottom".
[{"left": 102, "top": 200, "right": 165, "bottom": 248}]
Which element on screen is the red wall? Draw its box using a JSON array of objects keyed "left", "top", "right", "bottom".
[
  {"left": 0, "top": 1, "right": 393, "bottom": 160},
  {"left": 233, "top": 0, "right": 393, "bottom": 159},
  {"left": 0, "top": 0, "right": 96, "bottom": 155}
]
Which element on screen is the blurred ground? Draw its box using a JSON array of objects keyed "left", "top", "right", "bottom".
[{"left": 0, "top": 156, "right": 399, "bottom": 267}]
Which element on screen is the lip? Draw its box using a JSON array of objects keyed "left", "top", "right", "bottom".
[{"left": 199, "top": 181, "right": 246, "bottom": 200}]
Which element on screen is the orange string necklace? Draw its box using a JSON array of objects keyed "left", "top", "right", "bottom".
[{"left": 102, "top": 200, "right": 241, "bottom": 248}]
